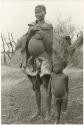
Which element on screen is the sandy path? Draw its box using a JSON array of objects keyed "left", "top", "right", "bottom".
[
  {"left": 1, "top": 65, "right": 83, "bottom": 124},
  {"left": 1, "top": 65, "right": 33, "bottom": 124}
]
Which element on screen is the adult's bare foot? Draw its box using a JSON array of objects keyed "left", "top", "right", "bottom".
[
  {"left": 30, "top": 111, "right": 42, "bottom": 121},
  {"left": 54, "top": 120, "right": 59, "bottom": 124},
  {"left": 44, "top": 113, "right": 51, "bottom": 122}
]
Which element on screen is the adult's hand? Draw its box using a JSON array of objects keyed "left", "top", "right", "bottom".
[{"left": 30, "top": 26, "right": 41, "bottom": 34}]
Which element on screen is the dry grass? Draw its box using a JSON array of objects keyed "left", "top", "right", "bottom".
[{"left": 1, "top": 65, "right": 83, "bottom": 124}]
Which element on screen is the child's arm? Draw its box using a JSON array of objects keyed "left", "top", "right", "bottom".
[{"left": 65, "top": 75, "right": 69, "bottom": 94}]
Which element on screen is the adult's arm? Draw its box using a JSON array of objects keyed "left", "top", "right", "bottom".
[{"left": 37, "top": 23, "right": 53, "bottom": 56}]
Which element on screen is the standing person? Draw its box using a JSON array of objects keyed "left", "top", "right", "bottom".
[{"left": 22, "top": 5, "right": 53, "bottom": 120}]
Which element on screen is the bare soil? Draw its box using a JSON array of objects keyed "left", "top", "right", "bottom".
[{"left": 1, "top": 65, "right": 83, "bottom": 124}]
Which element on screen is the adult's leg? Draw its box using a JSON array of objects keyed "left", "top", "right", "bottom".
[
  {"left": 34, "top": 75, "right": 42, "bottom": 116},
  {"left": 28, "top": 75, "right": 42, "bottom": 119},
  {"left": 42, "top": 75, "right": 52, "bottom": 120}
]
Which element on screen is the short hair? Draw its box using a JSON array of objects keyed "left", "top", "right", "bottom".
[
  {"left": 53, "top": 60, "right": 67, "bottom": 73},
  {"left": 35, "top": 5, "right": 46, "bottom": 14}
]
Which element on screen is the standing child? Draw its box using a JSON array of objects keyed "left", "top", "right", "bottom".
[{"left": 51, "top": 60, "right": 69, "bottom": 124}]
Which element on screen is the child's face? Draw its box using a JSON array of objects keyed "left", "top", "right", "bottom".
[{"left": 35, "top": 9, "right": 45, "bottom": 21}]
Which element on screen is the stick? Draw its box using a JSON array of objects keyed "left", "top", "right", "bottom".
[
  {"left": 11, "top": 33, "right": 16, "bottom": 47},
  {"left": 1, "top": 33, "right": 6, "bottom": 63},
  {"left": 8, "top": 32, "right": 14, "bottom": 54},
  {"left": 3, "top": 34, "right": 10, "bottom": 51},
  {"left": 3, "top": 34, "right": 11, "bottom": 60}
]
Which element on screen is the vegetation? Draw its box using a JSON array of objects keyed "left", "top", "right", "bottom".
[{"left": 1, "top": 16, "right": 83, "bottom": 69}]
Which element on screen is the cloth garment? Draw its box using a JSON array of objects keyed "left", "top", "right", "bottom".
[{"left": 26, "top": 56, "right": 52, "bottom": 77}]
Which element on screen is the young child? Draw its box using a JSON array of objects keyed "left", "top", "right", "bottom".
[{"left": 51, "top": 60, "right": 69, "bottom": 124}]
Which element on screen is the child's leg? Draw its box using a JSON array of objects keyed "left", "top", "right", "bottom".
[
  {"left": 54, "top": 97, "right": 62, "bottom": 124},
  {"left": 61, "top": 92, "right": 68, "bottom": 123}
]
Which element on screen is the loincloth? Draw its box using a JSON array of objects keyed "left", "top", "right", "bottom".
[{"left": 26, "top": 56, "right": 52, "bottom": 77}]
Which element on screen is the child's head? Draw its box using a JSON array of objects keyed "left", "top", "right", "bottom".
[
  {"left": 64, "top": 35, "right": 71, "bottom": 45},
  {"left": 35, "top": 5, "right": 46, "bottom": 21},
  {"left": 53, "top": 60, "right": 67, "bottom": 74}
]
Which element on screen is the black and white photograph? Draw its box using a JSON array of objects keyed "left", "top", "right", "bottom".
[{"left": 1, "top": 0, "right": 83, "bottom": 124}]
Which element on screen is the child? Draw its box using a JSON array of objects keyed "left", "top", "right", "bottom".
[{"left": 51, "top": 60, "right": 69, "bottom": 124}]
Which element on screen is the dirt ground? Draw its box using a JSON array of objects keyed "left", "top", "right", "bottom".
[{"left": 1, "top": 65, "right": 83, "bottom": 124}]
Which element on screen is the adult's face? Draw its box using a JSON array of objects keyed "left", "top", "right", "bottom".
[{"left": 35, "top": 9, "right": 45, "bottom": 21}]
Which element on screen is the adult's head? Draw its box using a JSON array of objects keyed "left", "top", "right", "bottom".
[{"left": 35, "top": 5, "right": 46, "bottom": 21}]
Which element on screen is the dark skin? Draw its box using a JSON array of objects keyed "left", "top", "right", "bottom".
[
  {"left": 25, "top": 20, "right": 69, "bottom": 123},
  {"left": 28, "top": 8, "right": 52, "bottom": 120},
  {"left": 28, "top": 74, "right": 52, "bottom": 120},
  {"left": 51, "top": 71, "right": 69, "bottom": 124}
]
